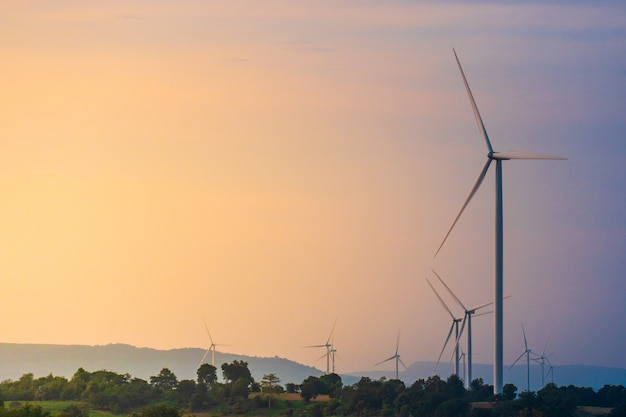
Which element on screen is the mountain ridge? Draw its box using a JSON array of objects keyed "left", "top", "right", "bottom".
[{"left": 0, "top": 343, "right": 624, "bottom": 390}]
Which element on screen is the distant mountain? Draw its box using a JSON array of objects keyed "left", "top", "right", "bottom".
[
  {"left": 1, "top": 343, "right": 624, "bottom": 391},
  {"left": 0, "top": 343, "right": 323, "bottom": 384},
  {"left": 347, "top": 361, "right": 626, "bottom": 391}
]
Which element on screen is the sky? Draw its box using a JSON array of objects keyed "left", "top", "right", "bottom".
[{"left": 1, "top": 0, "right": 625, "bottom": 378}]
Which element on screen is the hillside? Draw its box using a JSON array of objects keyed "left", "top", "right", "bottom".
[
  {"left": 1, "top": 343, "right": 624, "bottom": 391},
  {"left": 0, "top": 343, "right": 322, "bottom": 384}
]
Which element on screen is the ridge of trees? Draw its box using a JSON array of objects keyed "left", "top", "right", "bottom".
[{"left": 1, "top": 364, "right": 625, "bottom": 417}]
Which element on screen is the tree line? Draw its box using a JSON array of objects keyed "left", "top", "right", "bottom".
[
  {"left": 0, "top": 360, "right": 258, "bottom": 414},
  {"left": 1, "top": 363, "right": 625, "bottom": 417}
]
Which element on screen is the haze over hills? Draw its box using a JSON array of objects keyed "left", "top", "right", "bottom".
[{"left": 0, "top": 343, "right": 624, "bottom": 391}]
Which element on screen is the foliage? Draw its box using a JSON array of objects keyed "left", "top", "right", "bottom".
[
  {"left": 149, "top": 369, "right": 177, "bottom": 392},
  {"left": 220, "top": 361, "right": 253, "bottom": 386},
  {"left": 1, "top": 366, "right": 626, "bottom": 417},
  {"left": 196, "top": 364, "right": 217, "bottom": 386},
  {"left": 129, "top": 405, "right": 181, "bottom": 417}
]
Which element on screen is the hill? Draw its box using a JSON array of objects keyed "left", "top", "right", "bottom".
[
  {"left": 0, "top": 343, "right": 322, "bottom": 384},
  {"left": 348, "top": 361, "right": 626, "bottom": 391},
  {"left": 1, "top": 343, "right": 624, "bottom": 391}
]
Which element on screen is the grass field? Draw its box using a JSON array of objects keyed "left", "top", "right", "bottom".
[
  {"left": 13, "top": 399, "right": 615, "bottom": 417},
  {"left": 16, "top": 393, "right": 332, "bottom": 417}
]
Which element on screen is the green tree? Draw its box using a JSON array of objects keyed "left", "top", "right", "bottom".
[
  {"left": 196, "top": 364, "right": 217, "bottom": 385},
  {"left": 502, "top": 383, "right": 518, "bottom": 401},
  {"left": 285, "top": 383, "right": 299, "bottom": 393},
  {"left": 221, "top": 360, "right": 253, "bottom": 385},
  {"left": 261, "top": 373, "right": 281, "bottom": 411},
  {"left": 300, "top": 376, "right": 321, "bottom": 403},
  {"left": 176, "top": 380, "right": 196, "bottom": 405},
  {"left": 130, "top": 405, "right": 181, "bottom": 417},
  {"left": 150, "top": 368, "right": 178, "bottom": 392}
]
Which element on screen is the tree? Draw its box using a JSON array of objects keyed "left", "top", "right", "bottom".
[
  {"left": 221, "top": 361, "right": 253, "bottom": 385},
  {"left": 197, "top": 364, "right": 217, "bottom": 386},
  {"left": 300, "top": 376, "right": 321, "bottom": 403},
  {"left": 502, "top": 383, "right": 518, "bottom": 401},
  {"left": 150, "top": 369, "right": 178, "bottom": 392},
  {"left": 176, "top": 380, "right": 196, "bottom": 405},
  {"left": 129, "top": 405, "right": 181, "bottom": 417},
  {"left": 261, "top": 373, "right": 281, "bottom": 411}
]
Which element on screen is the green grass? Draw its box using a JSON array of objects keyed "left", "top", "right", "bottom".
[{"left": 13, "top": 401, "right": 92, "bottom": 416}]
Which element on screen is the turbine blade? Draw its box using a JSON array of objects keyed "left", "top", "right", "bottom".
[
  {"left": 492, "top": 150, "right": 567, "bottom": 160},
  {"left": 541, "top": 338, "right": 550, "bottom": 356},
  {"left": 426, "top": 278, "right": 456, "bottom": 319},
  {"left": 375, "top": 356, "right": 396, "bottom": 366},
  {"left": 435, "top": 158, "right": 492, "bottom": 257},
  {"left": 457, "top": 315, "right": 468, "bottom": 342},
  {"left": 327, "top": 319, "right": 337, "bottom": 345},
  {"left": 198, "top": 350, "right": 210, "bottom": 368},
  {"left": 304, "top": 344, "right": 327, "bottom": 348},
  {"left": 432, "top": 269, "right": 467, "bottom": 311},
  {"left": 509, "top": 351, "right": 526, "bottom": 370},
  {"left": 470, "top": 300, "right": 494, "bottom": 311},
  {"left": 473, "top": 310, "right": 493, "bottom": 318},
  {"left": 395, "top": 331, "right": 401, "bottom": 355},
  {"left": 203, "top": 319, "right": 215, "bottom": 346},
  {"left": 436, "top": 323, "right": 456, "bottom": 369},
  {"left": 453, "top": 48, "right": 493, "bottom": 154},
  {"left": 522, "top": 325, "right": 528, "bottom": 351},
  {"left": 399, "top": 357, "right": 409, "bottom": 370}
]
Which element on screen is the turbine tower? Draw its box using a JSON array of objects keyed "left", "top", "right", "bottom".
[
  {"left": 509, "top": 325, "right": 535, "bottom": 392},
  {"left": 435, "top": 49, "right": 566, "bottom": 394},
  {"left": 431, "top": 269, "right": 492, "bottom": 387},
  {"left": 426, "top": 278, "right": 463, "bottom": 376},
  {"left": 374, "top": 331, "right": 407, "bottom": 380},
  {"left": 305, "top": 321, "right": 336, "bottom": 374}
]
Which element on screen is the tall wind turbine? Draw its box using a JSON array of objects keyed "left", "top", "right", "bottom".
[
  {"left": 434, "top": 49, "right": 566, "bottom": 394},
  {"left": 304, "top": 321, "right": 336, "bottom": 374},
  {"left": 432, "top": 269, "right": 492, "bottom": 387},
  {"left": 509, "top": 325, "right": 536, "bottom": 392},
  {"left": 198, "top": 320, "right": 227, "bottom": 368},
  {"left": 426, "top": 278, "right": 463, "bottom": 376},
  {"left": 374, "top": 331, "right": 407, "bottom": 380}
]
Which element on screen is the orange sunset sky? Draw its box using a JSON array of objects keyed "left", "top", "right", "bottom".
[{"left": 1, "top": 1, "right": 625, "bottom": 374}]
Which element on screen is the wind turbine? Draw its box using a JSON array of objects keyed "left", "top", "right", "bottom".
[
  {"left": 534, "top": 342, "right": 553, "bottom": 388},
  {"left": 374, "top": 331, "right": 407, "bottom": 380},
  {"left": 329, "top": 336, "right": 338, "bottom": 374},
  {"left": 431, "top": 269, "right": 493, "bottom": 387},
  {"left": 509, "top": 325, "right": 536, "bottom": 392},
  {"left": 426, "top": 278, "right": 463, "bottom": 376},
  {"left": 198, "top": 320, "right": 227, "bottom": 368},
  {"left": 318, "top": 335, "right": 339, "bottom": 374},
  {"left": 434, "top": 49, "right": 566, "bottom": 394},
  {"left": 304, "top": 321, "right": 336, "bottom": 374}
]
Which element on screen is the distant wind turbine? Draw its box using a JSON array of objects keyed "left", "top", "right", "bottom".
[
  {"left": 198, "top": 320, "right": 228, "bottom": 368},
  {"left": 431, "top": 269, "right": 493, "bottom": 387},
  {"left": 330, "top": 336, "right": 338, "bottom": 374},
  {"left": 426, "top": 278, "right": 463, "bottom": 376},
  {"left": 304, "top": 321, "right": 336, "bottom": 374},
  {"left": 434, "top": 49, "right": 566, "bottom": 394},
  {"left": 374, "top": 331, "right": 407, "bottom": 380},
  {"left": 534, "top": 342, "right": 553, "bottom": 388},
  {"left": 509, "top": 325, "right": 536, "bottom": 392}
]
